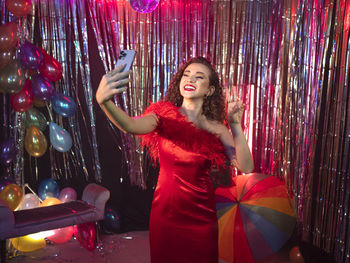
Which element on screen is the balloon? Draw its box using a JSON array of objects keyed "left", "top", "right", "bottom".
[
  {"left": 58, "top": 187, "right": 77, "bottom": 203},
  {"left": 0, "top": 49, "right": 15, "bottom": 70},
  {"left": 19, "top": 41, "right": 44, "bottom": 70},
  {"left": 0, "top": 184, "right": 23, "bottom": 211},
  {"left": 19, "top": 193, "right": 40, "bottom": 210},
  {"left": 128, "top": 0, "right": 160, "bottom": 13},
  {"left": 51, "top": 92, "right": 76, "bottom": 118},
  {"left": 0, "top": 22, "right": 18, "bottom": 51},
  {"left": 5, "top": 0, "right": 32, "bottom": 17},
  {"left": 25, "top": 107, "right": 47, "bottom": 131},
  {"left": 0, "top": 178, "right": 15, "bottom": 192},
  {"left": 11, "top": 235, "right": 46, "bottom": 252},
  {"left": 39, "top": 49, "right": 63, "bottom": 82},
  {"left": 0, "top": 59, "right": 26, "bottom": 93},
  {"left": 289, "top": 246, "right": 305, "bottom": 263},
  {"left": 0, "top": 137, "right": 16, "bottom": 166},
  {"left": 74, "top": 222, "right": 96, "bottom": 251},
  {"left": 47, "top": 226, "right": 73, "bottom": 244},
  {"left": 49, "top": 122, "right": 72, "bottom": 152},
  {"left": 30, "top": 74, "right": 53, "bottom": 101},
  {"left": 24, "top": 126, "right": 47, "bottom": 157},
  {"left": 40, "top": 197, "right": 61, "bottom": 206},
  {"left": 38, "top": 178, "right": 59, "bottom": 200},
  {"left": 10, "top": 79, "right": 33, "bottom": 112},
  {"left": 103, "top": 205, "right": 121, "bottom": 233}
]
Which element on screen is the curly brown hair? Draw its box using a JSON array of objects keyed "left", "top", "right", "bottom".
[{"left": 163, "top": 57, "right": 226, "bottom": 123}]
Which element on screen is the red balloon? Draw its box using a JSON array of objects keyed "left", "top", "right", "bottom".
[
  {"left": 0, "top": 22, "right": 18, "bottom": 51},
  {"left": 10, "top": 79, "right": 33, "bottom": 112},
  {"left": 73, "top": 222, "right": 96, "bottom": 251},
  {"left": 39, "top": 51, "right": 63, "bottom": 82},
  {"left": 0, "top": 49, "right": 15, "bottom": 70},
  {"left": 5, "top": 0, "right": 32, "bottom": 17},
  {"left": 289, "top": 246, "right": 305, "bottom": 263}
]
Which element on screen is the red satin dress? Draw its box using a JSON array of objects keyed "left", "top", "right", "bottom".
[{"left": 139, "top": 101, "right": 227, "bottom": 263}]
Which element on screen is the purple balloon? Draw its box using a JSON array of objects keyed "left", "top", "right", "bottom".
[
  {"left": 31, "top": 74, "right": 54, "bottom": 101},
  {"left": 19, "top": 41, "right": 44, "bottom": 70},
  {"left": 0, "top": 138, "right": 16, "bottom": 166},
  {"left": 128, "top": 0, "right": 160, "bottom": 13},
  {"left": 0, "top": 178, "right": 15, "bottom": 192}
]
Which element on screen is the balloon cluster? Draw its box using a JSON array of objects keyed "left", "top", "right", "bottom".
[
  {"left": 0, "top": 10, "right": 77, "bottom": 160},
  {"left": 0, "top": 177, "right": 84, "bottom": 251}
]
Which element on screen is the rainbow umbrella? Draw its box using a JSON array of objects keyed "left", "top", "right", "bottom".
[{"left": 215, "top": 173, "right": 295, "bottom": 263}]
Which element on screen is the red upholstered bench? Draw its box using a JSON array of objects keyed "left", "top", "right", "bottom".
[{"left": 0, "top": 183, "right": 110, "bottom": 262}]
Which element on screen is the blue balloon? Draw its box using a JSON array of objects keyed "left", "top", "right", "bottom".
[
  {"left": 103, "top": 205, "right": 121, "bottom": 232},
  {"left": 51, "top": 92, "right": 77, "bottom": 118},
  {"left": 38, "top": 178, "right": 60, "bottom": 200},
  {"left": 49, "top": 122, "right": 72, "bottom": 152}
]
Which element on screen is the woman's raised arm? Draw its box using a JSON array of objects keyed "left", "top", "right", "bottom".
[{"left": 96, "top": 65, "right": 158, "bottom": 135}]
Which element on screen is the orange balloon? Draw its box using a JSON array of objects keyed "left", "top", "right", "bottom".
[
  {"left": 0, "top": 22, "right": 18, "bottom": 51},
  {"left": 40, "top": 197, "right": 61, "bottom": 207},
  {"left": 25, "top": 126, "right": 47, "bottom": 157},
  {"left": 289, "top": 246, "right": 305, "bottom": 263},
  {"left": 5, "top": 0, "right": 32, "bottom": 17},
  {"left": 0, "top": 184, "right": 23, "bottom": 211}
]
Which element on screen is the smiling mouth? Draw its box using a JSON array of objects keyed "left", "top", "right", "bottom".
[{"left": 184, "top": 84, "right": 196, "bottom": 91}]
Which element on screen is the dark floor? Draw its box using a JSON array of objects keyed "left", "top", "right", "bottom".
[{"left": 5, "top": 230, "right": 336, "bottom": 263}]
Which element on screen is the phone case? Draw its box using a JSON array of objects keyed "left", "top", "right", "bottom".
[{"left": 115, "top": 50, "right": 136, "bottom": 72}]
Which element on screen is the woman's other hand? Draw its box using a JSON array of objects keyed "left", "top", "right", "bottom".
[
  {"left": 96, "top": 64, "right": 131, "bottom": 105},
  {"left": 227, "top": 99, "right": 245, "bottom": 124}
]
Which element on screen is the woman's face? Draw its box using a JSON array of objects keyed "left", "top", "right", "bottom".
[{"left": 179, "top": 63, "right": 214, "bottom": 100}]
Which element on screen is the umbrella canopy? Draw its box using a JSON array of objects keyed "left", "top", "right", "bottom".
[{"left": 215, "top": 173, "right": 295, "bottom": 263}]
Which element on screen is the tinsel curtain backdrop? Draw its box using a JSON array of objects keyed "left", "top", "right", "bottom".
[{"left": 0, "top": 0, "right": 349, "bottom": 262}]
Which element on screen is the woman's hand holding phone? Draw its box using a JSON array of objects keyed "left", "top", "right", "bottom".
[{"left": 96, "top": 50, "right": 136, "bottom": 105}]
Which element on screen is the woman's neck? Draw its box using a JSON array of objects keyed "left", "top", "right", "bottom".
[{"left": 180, "top": 99, "right": 204, "bottom": 123}]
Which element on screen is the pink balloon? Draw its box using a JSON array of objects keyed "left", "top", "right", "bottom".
[
  {"left": 47, "top": 226, "right": 74, "bottom": 244},
  {"left": 73, "top": 222, "right": 96, "bottom": 251},
  {"left": 19, "top": 193, "right": 40, "bottom": 210},
  {"left": 58, "top": 187, "right": 77, "bottom": 203}
]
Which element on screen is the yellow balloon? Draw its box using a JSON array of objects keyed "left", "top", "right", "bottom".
[
  {"left": 25, "top": 126, "right": 47, "bottom": 157},
  {"left": 40, "top": 197, "right": 61, "bottom": 207},
  {"left": 11, "top": 235, "right": 46, "bottom": 252},
  {"left": 0, "top": 184, "right": 23, "bottom": 211}
]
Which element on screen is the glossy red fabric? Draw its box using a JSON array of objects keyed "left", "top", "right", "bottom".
[{"left": 139, "top": 101, "right": 227, "bottom": 263}]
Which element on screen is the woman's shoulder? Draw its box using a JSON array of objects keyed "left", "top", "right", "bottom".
[{"left": 143, "top": 101, "right": 177, "bottom": 116}]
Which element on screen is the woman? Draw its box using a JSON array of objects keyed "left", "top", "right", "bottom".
[{"left": 96, "top": 57, "right": 253, "bottom": 263}]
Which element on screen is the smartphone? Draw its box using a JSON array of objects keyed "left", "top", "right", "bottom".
[
  {"left": 115, "top": 49, "right": 136, "bottom": 73},
  {"left": 114, "top": 50, "right": 136, "bottom": 101}
]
